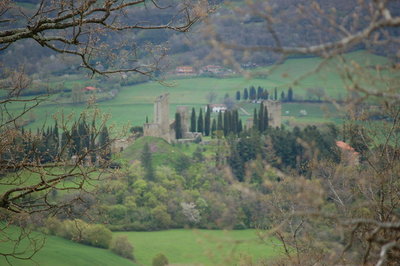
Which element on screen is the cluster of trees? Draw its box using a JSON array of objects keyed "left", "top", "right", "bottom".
[
  {"left": 44, "top": 217, "right": 134, "bottom": 261},
  {"left": 1, "top": 119, "right": 112, "bottom": 167},
  {"left": 236, "top": 86, "right": 294, "bottom": 102}
]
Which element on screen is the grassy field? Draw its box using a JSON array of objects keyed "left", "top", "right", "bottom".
[
  {"left": 0, "top": 228, "right": 280, "bottom": 266},
  {"left": 115, "top": 229, "right": 282, "bottom": 266},
  {"left": 6, "top": 50, "right": 389, "bottom": 130},
  {"left": 0, "top": 227, "right": 135, "bottom": 266}
]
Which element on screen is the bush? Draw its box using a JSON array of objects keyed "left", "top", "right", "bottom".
[
  {"left": 84, "top": 224, "right": 113, "bottom": 249},
  {"left": 152, "top": 253, "right": 169, "bottom": 266},
  {"left": 110, "top": 235, "right": 135, "bottom": 261}
]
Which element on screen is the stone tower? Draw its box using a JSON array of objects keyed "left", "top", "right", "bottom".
[
  {"left": 263, "top": 100, "right": 282, "bottom": 128},
  {"left": 154, "top": 93, "right": 170, "bottom": 136},
  {"left": 176, "top": 106, "right": 189, "bottom": 134},
  {"left": 144, "top": 93, "right": 171, "bottom": 142}
]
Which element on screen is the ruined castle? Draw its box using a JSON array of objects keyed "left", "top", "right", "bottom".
[
  {"left": 246, "top": 100, "right": 282, "bottom": 129},
  {"left": 143, "top": 94, "right": 199, "bottom": 143}
]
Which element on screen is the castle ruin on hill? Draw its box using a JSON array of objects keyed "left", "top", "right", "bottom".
[
  {"left": 264, "top": 100, "right": 282, "bottom": 128},
  {"left": 246, "top": 100, "right": 282, "bottom": 129},
  {"left": 143, "top": 94, "right": 199, "bottom": 143}
]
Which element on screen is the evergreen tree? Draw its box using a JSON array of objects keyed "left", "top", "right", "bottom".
[
  {"left": 223, "top": 111, "right": 229, "bottom": 136},
  {"left": 264, "top": 105, "right": 269, "bottom": 130},
  {"left": 274, "top": 87, "right": 278, "bottom": 100},
  {"left": 249, "top": 86, "right": 256, "bottom": 100},
  {"left": 146, "top": 116, "right": 149, "bottom": 123},
  {"left": 253, "top": 108, "right": 258, "bottom": 130},
  {"left": 175, "top": 112, "right": 182, "bottom": 139},
  {"left": 190, "top": 107, "right": 196, "bottom": 132},
  {"left": 281, "top": 91, "right": 285, "bottom": 101},
  {"left": 288, "top": 87, "right": 294, "bottom": 102},
  {"left": 99, "top": 125, "right": 111, "bottom": 161},
  {"left": 141, "top": 142, "right": 154, "bottom": 181},
  {"left": 238, "top": 119, "right": 243, "bottom": 134},
  {"left": 211, "top": 118, "right": 217, "bottom": 137},
  {"left": 263, "top": 90, "right": 269, "bottom": 100},
  {"left": 258, "top": 102, "right": 264, "bottom": 132},
  {"left": 217, "top": 111, "right": 223, "bottom": 131},
  {"left": 236, "top": 91, "right": 241, "bottom": 101},
  {"left": 243, "top": 88, "right": 249, "bottom": 100},
  {"left": 204, "top": 105, "right": 211, "bottom": 136},
  {"left": 197, "top": 109, "right": 203, "bottom": 133},
  {"left": 257, "top": 86, "right": 263, "bottom": 99}
]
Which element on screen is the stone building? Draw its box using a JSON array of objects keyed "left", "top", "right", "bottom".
[
  {"left": 143, "top": 94, "right": 201, "bottom": 143},
  {"left": 263, "top": 100, "right": 282, "bottom": 128}
]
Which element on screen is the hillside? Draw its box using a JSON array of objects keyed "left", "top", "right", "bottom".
[{"left": 0, "top": 227, "right": 135, "bottom": 266}]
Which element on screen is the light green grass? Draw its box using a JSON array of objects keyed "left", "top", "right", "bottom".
[
  {"left": 0, "top": 227, "right": 135, "bottom": 266},
  {"left": 115, "top": 229, "right": 282, "bottom": 266},
  {"left": 7, "top": 50, "right": 390, "bottom": 130}
]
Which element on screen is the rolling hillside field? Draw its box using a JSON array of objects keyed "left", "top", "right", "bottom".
[
  {"left": 115, "top": 229, "right": 282, "bottom": 266},
  {"left": 0, "top": 227, "right": 135, "bottom": 266},
  {"left": 7, "top": 50, "right": 389, "bottom": 131},
  {"left": 0, "top": 228, "right": 280, "bottom": 266}
]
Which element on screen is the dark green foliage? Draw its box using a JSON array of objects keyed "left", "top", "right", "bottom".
[
  {"left": 288, "top": 87, "right": 294, "bottom": 101},
  {"left": 152, "top": 253, "right": 169, "bottom": 266},
  {"left": 99, "top": 125, "right": 111, "bottom": 161},
  {"left": 236, "top": 90, "right": 241, "bottom": 101},
  {"left": 274, "top": 87, "right": 278, "bottom": 100},
  {"left": 249, "top": 86, "right": 256, "bottom": 100},
  {"left": 190, "top": 107, "right": 196, "bottom": 132},
  {"left": 243, "top": 88, "right": 249, "bottom": 100},
  {"left": 211, "top": 118, "right": 217, "bottom": 137},
  {"left": 281, "top": 91, "right": 285, "bottom": 101},
  {"left": 253, "top": 108, "right": 258, "bottom": 130},
  {"left": 257, "top": 86, "right": 263, "bottom": 99},
  {"left": 175, "top": 112, "right": 182, "bottom": 139},
  {"left": 217, "top": 111, "right": 223, "bottom": 131},
  {"left": 197, "top": 109, "right": 203, "bottom": 133},
  {"left": 204, "top": 105, "right": 211, "bottom": 136},
  {"left": 141, "top": 142, "right": 155, "bottom": 181}
]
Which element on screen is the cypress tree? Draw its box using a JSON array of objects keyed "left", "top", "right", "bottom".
[
  {"left": 250, "top": 86, "right": 256, "bottom": 100},
  {"left": 238, "top": 119, "right": 243, "bottom": 134},
  {"left": 258, "top": 102, "right": 264, "bottom": 132},
  {"left": 281, "top": 91, "right": 285, "bottom": 101},
  {"left": 175, "top": 112, "right": 182, "bottom": 139},
  {"left": 253, "top": 108, "right": 258, "bottom": 130},
  {"left": 288, "top": 87, "right": 293, "bottom": 102},
  {"left": 205, "top": 105, "right": 211, "bottom": 136},
  {"left": 236, "top": 91, "right": 241, "bottom": 101},
  {"left": 243, "top": 88, "right": 249, "bottom": 100},
  {"left": 264, "top": 106, "right": 269, "bottom": 131},
  {"left": 223, "top": 111, "right": 229, "bottom": 136},
  {"left": 211, "top": 118, "right": 217, "bottom": 137},
  {"left": 257, "top": 86, "right": 263, "bottom": 99},
  {"left": 217, "top": 111, "right": 223, "bottom": 131},
  {"left": 274, "top": 88, "right": 278, "bottom": 100},
  {"left": 197, "top": 108, "right": 203, "bottom": 133},
  {"left": 99, "top": 125, "right": 111, "bottom": 161},
  {"left": 146, "top": 116, "right": 149, "bottom": 123},
  {"left": 190, "top": 107, "right": 196, "bottom": 132}
]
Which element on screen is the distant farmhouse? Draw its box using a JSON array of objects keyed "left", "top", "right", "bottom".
[
  {"left": 143, "top": 94, "right": 201, "bottom": 143},
  {"left": 206, "top": 104, "right": 227, "bottom": 113},
  {"left": 175, "top": 66, "right": 195, "bottom": 76},
  {"left": 83, "top": 86, "right": 101, "bottom": 92}
]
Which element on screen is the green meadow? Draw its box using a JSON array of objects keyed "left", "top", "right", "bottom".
[
  {"left": 6, "top": 50, "right": 390, "bottom": 131},
  {"left": 0, "top": 227, "right": 135, "bottom": 266},
  {"left": 115, "top": 229, "right": 281, "bottom": 266},
  {"left": 0, "top": 228, "right": 280, "bottom": 266}
]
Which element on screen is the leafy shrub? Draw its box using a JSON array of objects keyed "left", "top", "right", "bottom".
[
  {"left": 110, "top": 235, "right": 135, "bottom": 261},
  {"left": 152, "top": 253, "right": 169, "bottom": 266},
  {"left": 84, "top": 224, "right": 112, "bottom": 248}
]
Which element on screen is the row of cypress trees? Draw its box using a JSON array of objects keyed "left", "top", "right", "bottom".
[{"left": 236, "top": 86, "right": 294, "bottom": 101}]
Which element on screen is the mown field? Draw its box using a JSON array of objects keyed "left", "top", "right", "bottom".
[
  {"left": 0, "top": 228, "right": 280, "bottom": 266},
  {"left": 116, "top": 229, "right": 281, "bottom": 266},
  {"left": 0, "top": 227, "right": 135, "bottom": 266},
  {"left": 5, "top": 50, "right": 389, "bottom": 131}
]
